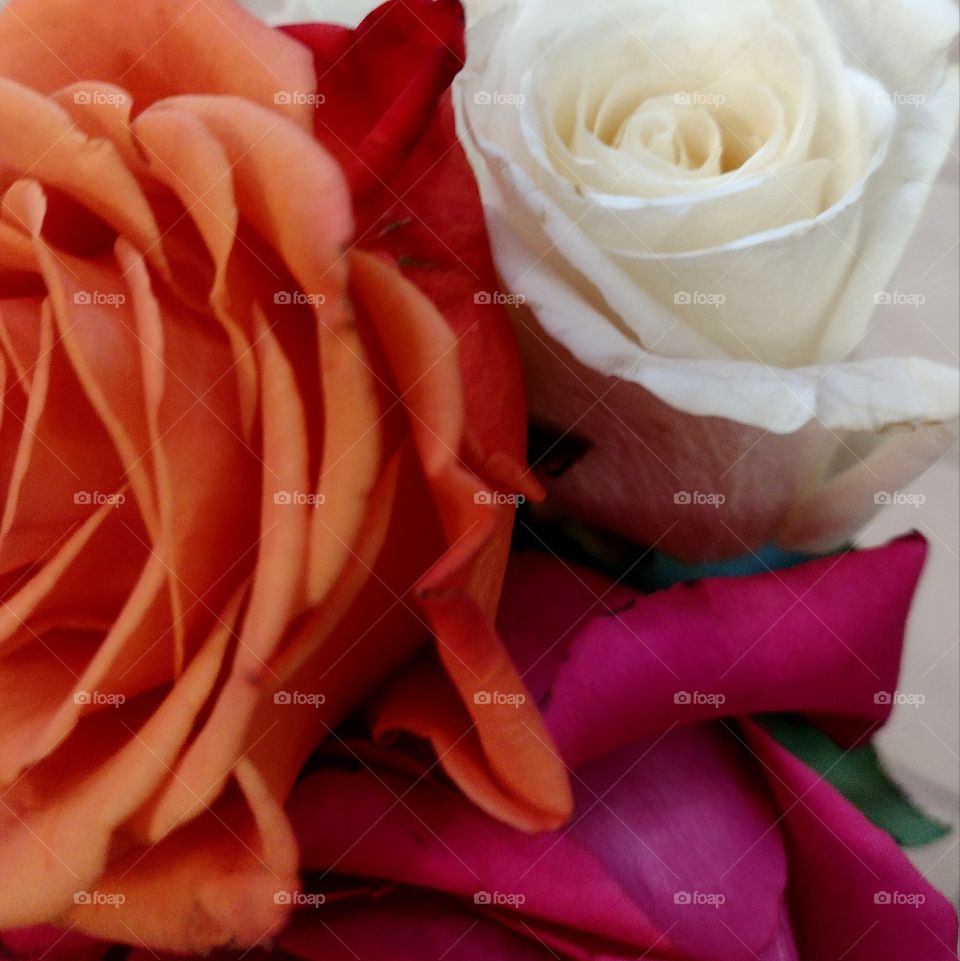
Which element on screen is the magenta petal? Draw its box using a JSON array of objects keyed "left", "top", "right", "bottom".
[
  {"left": 497, "top": 534, "right": 926, "bottom": 767},
  {"left": 126, "top": 952, "right": 279, "bottom": 961},
  {"left": 279, "top": 889, "right": 560, "bottom": 961},
  {"left": 569, "top": 724, "right": 797, "bottom": 961},
  {"left": 289, "top": 767, "right": 667, "bottom": 952},
  {"left": 126, "top": 947, "right": 284, "bottom": 961},
  {"left": 289, "top": 720, "right": 799, "bottom": 961},
  {"left": 0, "top": 926, "right": 108, "bottom": 961},
  {"left": 741, "top": 720, "right": 959, "bottom": 960}
]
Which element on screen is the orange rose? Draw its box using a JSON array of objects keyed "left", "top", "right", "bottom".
[{"left": 0, "top": 0, "right": 570, "bottom": 952}]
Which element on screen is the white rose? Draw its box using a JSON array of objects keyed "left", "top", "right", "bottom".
[{"left": 456, "top": 0, "right": 959, "bottom": 559}]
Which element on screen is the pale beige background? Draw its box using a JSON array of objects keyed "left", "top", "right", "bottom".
[{"left": 863, "top": 141, "right": 959, "bottom": 905}]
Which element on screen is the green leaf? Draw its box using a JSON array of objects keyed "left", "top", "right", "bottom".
[{"left": 760, "top": 714, "right": 950, "bottom": 848}]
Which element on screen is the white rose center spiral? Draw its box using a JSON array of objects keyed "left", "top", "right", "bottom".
[{"left": 470, "top": 0, "right": 898, "bottom": 364}]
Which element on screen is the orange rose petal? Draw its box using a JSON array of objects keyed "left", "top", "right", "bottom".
[
  {"left": 132, "top": 108, "right": 238, "bottom": 271},
  {"left": 0, "top": 501, "right": 115, "bottom": 658},
  {"left": 132, "top": 105, "right": 260, "bottom": 437},
  {"left": 248, "top": 438, "right": 452, "bottom": 800},
  {"left": 0, "top": 501, "right": 153, "bottom": 663},
  {"left": 477, "top": 445, "right": 546, "bottom": 506},
  {"left": 272, "top": 443, "right": 404, "bottom": 690},
  {"left": 0, "top": 79, "right": 167, "bottom": 272},
  {"left": 373, "top": 654, "right": 567, "bottom": 831},
  {"left": 0, "top": 610, "right": 235, "bottom": 929},
  {"left": 144, "top": 443, "right": 419, "bottom": 835},
  {"left": 48, "top": 218, "right": 260, "bottom": 687},
  {"left": 115, "top": 241, "right": 165, "bottom": 417},
  {"left": 0, "top": 296, "right": 125, "bottom": 577},
  {"left": 37, "top": 242, "right": 162, "bottom": 540},
  {"left": 307, "top": 305, "right": 382, "bottom": 605},
  {"left": 1, "top": 176, "right": 44, "bottom": 236},
  {"left": 0, "top": 289, "right": 152, "bottom": 653},
  {"left": 241, "top": 445, "right": 406, "bottom": 803},
  {"left": 0, "top": 296, "right": 43, "bottom": 391},
  {"left": 7, "top": 552, "right": 170, "bottom": 778},
  {"left": 414, "top": 580, "right": 572, "bottom": 829},
  {"left": 118, "top": 101, "right": 361, "bottom": 835},
  {"left": 154, "top": 96, "right": 352, "bottom": 300},
  {"left": 351, "top": 250, "right": 572, "bottom": 827},
  {"left": 0, "top": 0, "right": 315, "bottom": 128},
  {"left": 350, "top": 250, "right": 463, "bottom": 464},
  {"left": 115, "top": 237, "right": 255, "bottom": 678},
  {"left": 0, "top": 219, "right": 35, "bottom": 273},
  {"left": 0, "top": 628, "right": 102, "bottom": 783},
  {"left": 134, "top": 306, "right": 312, "bottom": 840},
  {"left": 62, "top": 759, "right": 299, "bottom": 954},
  {"left": 235, "top": 305, "right": 311, "bottom": 672},
  {"left": 124, "top": 272, "right": 260, "bottom": 657},
  {"left": 122, "top": 581, "right": 249, "bottom": 843},
  {"left": 131, "top": 94, "right": 356, "bottom": 511},
  {"left": 0, "top": 353, "right": 22, "bottom": 501},
  {"left": 52, "top": 83, "right": 144, "bottom": 172},
  {"left": 0, "top": 300, "right": 55, "bottom": 543},
  {"left": 110, "top": 238, "right": 190, "bottom": 668},
  {"left": 62, "top": 504, "right": 245, "bottom": 715},
  {"left": 5, "top": 178, "right": 163, "bottom": 548},
  {"left": 114, "top": 238, "right": 252, "bottom": 683}
]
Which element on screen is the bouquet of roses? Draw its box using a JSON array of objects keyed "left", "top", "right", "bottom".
[{"left": 0, "top": 0, "right": 956, "bottom": 958}]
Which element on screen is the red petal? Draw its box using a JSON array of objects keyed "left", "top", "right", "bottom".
[{"left": 282, "top": 0, "right": 464, "bottom": 198}]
